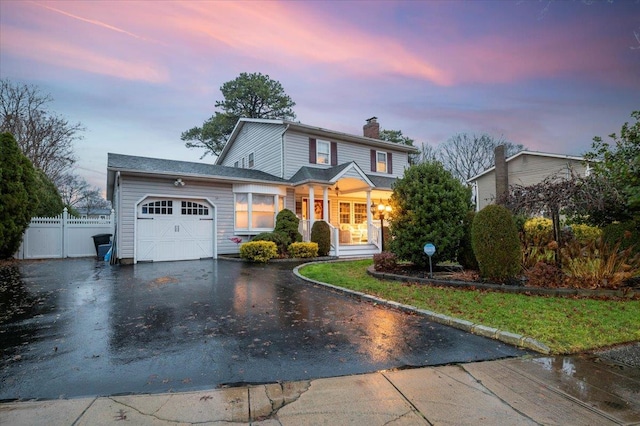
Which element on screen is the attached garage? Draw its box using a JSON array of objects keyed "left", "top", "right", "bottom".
[{"left": 136, "top": 197, "right": 215, "bottom": 262}]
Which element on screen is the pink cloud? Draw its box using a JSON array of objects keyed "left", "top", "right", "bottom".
[{"left": 1, "top": 26, "right": 169, "bottom": 83}]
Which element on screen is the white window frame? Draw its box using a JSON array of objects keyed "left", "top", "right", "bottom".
[
  {"left": 234, "top": 193, "right": 278, "bottom": 233},
  {"left": 248, "top": 152, "right": 255, "bottom": 168},
  {"left": 317, "top": 140, "right": 331, "bottom": 165},
  {"left": 234, "top": 161, "right": 239, "bottom": 168},
  {"left": 376, "top": 151, "right": 387, "bottom": 173}
]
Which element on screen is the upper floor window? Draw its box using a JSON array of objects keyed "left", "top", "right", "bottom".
[
  {"left": 248, "top": 152, "right": 255, "bottom": 168},
  {"left": 234, "top": 161, "right": 239, "bottom": 168},
  {"left": 242, "top": 157, "right": 245, "bottom": 168},
  {"left": 377, "top": 151, "right": 387, "bottom": 173},
  {"left": 370, "top": 149, "right": 393, "bottom": 174},
  {"left": 317, "top": 141, "right": 330, "bottom": 165},
  {"left": 309, "top": 138, "right": 337, "bottom": 166}
]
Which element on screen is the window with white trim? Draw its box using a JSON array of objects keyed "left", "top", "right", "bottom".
[
  {"left": 317, "top": 140, "right": 330, "bottom": 165},
  {"left": 248, "top": 152, "right": 255, "bottom": 168},
  {"left": 181, "top": 201, "right": 209, "bottom": 216},
  {"left": 234, "top": 161, "right": 239, "bottom": 168},
  {"left": 141, "top": 200, "right": 173, "bottom": 215},
  {"left": 376, "top": 151, "right": 387, "bottom": 173},
  {"left": 234, "top": 193, "right": 276, "bottom": 232}
]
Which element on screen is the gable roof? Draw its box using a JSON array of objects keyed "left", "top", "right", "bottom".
[
  {"left": 216, "top": 118, "right": 419, "bottom": 164},
  {"left": 106, "top": 153, "right": 286, "bottom": 199},
  {"left": 467, "top": 150, "right": 586, "bottom": 183}
]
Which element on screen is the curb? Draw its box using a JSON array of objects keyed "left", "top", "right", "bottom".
[{"left": 292, "top": 261, "right": 551, "bottom": 355}]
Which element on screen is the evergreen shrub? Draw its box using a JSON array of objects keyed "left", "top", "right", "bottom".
[
  {"left": 288, "top": 242, "right": 318, "bottom": 258},
  {"left": 274, "top": 209, "right": 302, "bottom": 244},
  {"left": 458, "top": 211, "right": 478, "bottom": 270},
  {"left": 239, "top": 241, "right": 278, "bottom": 262},
  {"left": 389, "top": 161, "right": 470, "bottom": 267},
  {"left": 252, "top": 231, "right": 289, "bottom": 256},
  {"left": 310, "top": 220, "right": 331, "bottom": 256},
  {"left": 471, "top": 204, "right": 522, "bottom": 282}
]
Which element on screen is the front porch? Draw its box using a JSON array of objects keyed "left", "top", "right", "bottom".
[{"left": 291, "top": 164, "right": 392, "bottom": 258}]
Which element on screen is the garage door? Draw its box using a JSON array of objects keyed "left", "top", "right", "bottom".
[{"left": 136, "top": 198, "right": 214, "bottom": 262}]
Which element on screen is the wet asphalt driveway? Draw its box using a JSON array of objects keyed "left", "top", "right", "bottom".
[{"left": 0, "top": 258, "right": 528, "bottom": 400}]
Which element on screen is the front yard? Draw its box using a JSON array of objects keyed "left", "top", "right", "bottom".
[{"left": 299, "top": 259, "right": 640, "bottom": 354}]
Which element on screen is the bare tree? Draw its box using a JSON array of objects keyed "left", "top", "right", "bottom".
[
  {"left": 0, "top": 79, "right": 85, "bottom": 184},
  {"left": 437, "top": 133, "right": 524, "bottom": 183},
  {"left": 58, "top": 173, "right": 110, "bottom": 215}
]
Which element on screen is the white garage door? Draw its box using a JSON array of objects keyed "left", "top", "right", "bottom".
[{"left": 136, "top": 198, "right": 214, "bottom": 262}]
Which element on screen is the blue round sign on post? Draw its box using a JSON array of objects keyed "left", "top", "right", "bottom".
[{"left": 423, "top": 243, "right": 436, "bottom": 257}]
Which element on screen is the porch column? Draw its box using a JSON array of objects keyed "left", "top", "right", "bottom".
[
  {"left": 322, "top": 186, "right": 329, "bottom": 223},
  {"left": 309, "top": 185, "right": 315, "bottom": 229},
  {"left": 366, "top": 190, "right": 372, "bottom": 243}
]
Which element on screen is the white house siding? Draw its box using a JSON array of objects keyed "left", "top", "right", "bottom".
[
  {"left": 116, "top": 174, "right": 236, "bottom": 262},
  {"left": 283, "top": 130, "right": 409, "bottom": 180},
  {"left": 220, "top": 122, "right": 283, "bottom": 177},
  {"left": 474, "top": 155, "right": 588, "bottom": 211}
]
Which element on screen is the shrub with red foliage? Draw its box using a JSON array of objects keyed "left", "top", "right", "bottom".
[{"left": 373, "top": 251, "right": 397, "bottom": 272}]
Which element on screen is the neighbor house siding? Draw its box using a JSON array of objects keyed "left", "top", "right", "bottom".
[
  {"left": 219, "top": 122, "right": 283, "bottom": 177},
  {"left": 283, "top": 130, "right": 410, "bottom": 180},
  {"left": 117, "top": 174, "right": 237, "bottom": 261},
  {"left": 474, "top": 154, "right": 588, "bottom": 211}
]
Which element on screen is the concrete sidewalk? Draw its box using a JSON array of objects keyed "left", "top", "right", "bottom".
[{"left": 2, "top": 356, "right": 639, "bottom": 425}]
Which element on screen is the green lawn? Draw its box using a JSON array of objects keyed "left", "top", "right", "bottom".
[{"left": 299, "top": 259, "right": 640, "bottom": 354}]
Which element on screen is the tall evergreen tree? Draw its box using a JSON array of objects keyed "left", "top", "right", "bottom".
[
  {"left": 389, "top": 161, "right": 472, "bottom": 267},
  {"left": 0, "top": 132, "right": 38, "bottom": 258}
]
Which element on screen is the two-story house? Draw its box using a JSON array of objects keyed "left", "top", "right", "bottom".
[
  {"left": 106, "top": 117, "right": 417, "bottom": 264},
  {"left": 467, "top": 149, "right": 589, "bottom": 211}
]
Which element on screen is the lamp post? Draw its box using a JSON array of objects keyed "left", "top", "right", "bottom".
[{"left": 371, "top": 201, "right": 392, "bottom": 251}]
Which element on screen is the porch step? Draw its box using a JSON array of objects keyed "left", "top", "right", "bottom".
[{"left": 334, "top": 243, "right": 380, "bottom": 258}]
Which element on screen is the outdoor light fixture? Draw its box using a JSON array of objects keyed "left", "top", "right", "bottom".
[
  {"left": 370, "top": 200, "right": 392, "bottom": 250},
  {"left": 174, "top": 178, "right": 185, "bottom": 187}
]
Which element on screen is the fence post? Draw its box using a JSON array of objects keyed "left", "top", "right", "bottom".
[
  {"left": 62, "top": 207, "right": 69, "bottom": 258},
  {"left": 110, "top": 209, "right": 115, "bottom": 234}
]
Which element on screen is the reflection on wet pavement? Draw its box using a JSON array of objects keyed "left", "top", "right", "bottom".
[
  {"left": 501, "top": 356, "right": 640, "bottom": 423},
  {"left": 3, "top": 258, "right": 528, "bottom": 400}
]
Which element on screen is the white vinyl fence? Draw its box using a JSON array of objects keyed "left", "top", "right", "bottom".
[{"left": 14, "top": 208, "right": 115, "bottom": 260}]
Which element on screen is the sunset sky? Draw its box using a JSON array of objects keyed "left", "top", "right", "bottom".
[{"left": 1, "top": 0, "right": 639, "bottom": 193}]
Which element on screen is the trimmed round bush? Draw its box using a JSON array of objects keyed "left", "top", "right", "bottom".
[
  {"left": 239, "top": 241, "right": 277, "bottom": 262},
  {"left": 471, "top": 204, "right": 522, "bottom": 282},
  {"left": 310, "top": 220, "right": 331, "bottom": 256},
  {"left": 288, "top": 242, "right": 318, "bottom": 258}
]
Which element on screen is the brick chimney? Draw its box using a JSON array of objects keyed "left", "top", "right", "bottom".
[
  {"left": 363, "top": 116, "right": 379, "bottom": 139},
  {"left": 494, "top": 145, "right": 508, "bottom": 204}
]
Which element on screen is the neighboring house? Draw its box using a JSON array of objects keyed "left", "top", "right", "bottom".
[
  {"left": 77, "top": 207, "right": 113, "bottom": 219},
  {"left": 467, "top": 149, "right": 590, "bottom": 211},
  {"left": 106, "top": 117, "right": 417, "bottom": 264}
]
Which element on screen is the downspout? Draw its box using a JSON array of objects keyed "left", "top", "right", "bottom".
[
  {"left": 111, "top": 171, "right": 120, "bottom": 264},
  {"left": 280, "top": 124, "right": 290, "bottom": 179}
]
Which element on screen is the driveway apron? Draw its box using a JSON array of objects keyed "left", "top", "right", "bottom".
[{"left": 0, "top": 258, "right": 528, "bottom": 400}]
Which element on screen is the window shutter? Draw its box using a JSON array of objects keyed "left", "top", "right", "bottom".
[
  {"left": 331, "top": 142, "right": 337, "bottom": 166},
  {"left": 387, "top": 152, "right": 393, "bottom": 174},
  {"left": 309, "top": 138, "right": 316, "bottom": 164},
  {"left": 370, "top": 149, "right": 376, "bottom": 172}
]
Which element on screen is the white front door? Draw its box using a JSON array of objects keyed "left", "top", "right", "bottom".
[{"left": 136, "top": 198, "right": 214, "bottom": 262}]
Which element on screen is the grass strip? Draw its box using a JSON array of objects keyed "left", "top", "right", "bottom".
[{"left": 299, "top": 260, "right": 640, "bottom": 354}]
